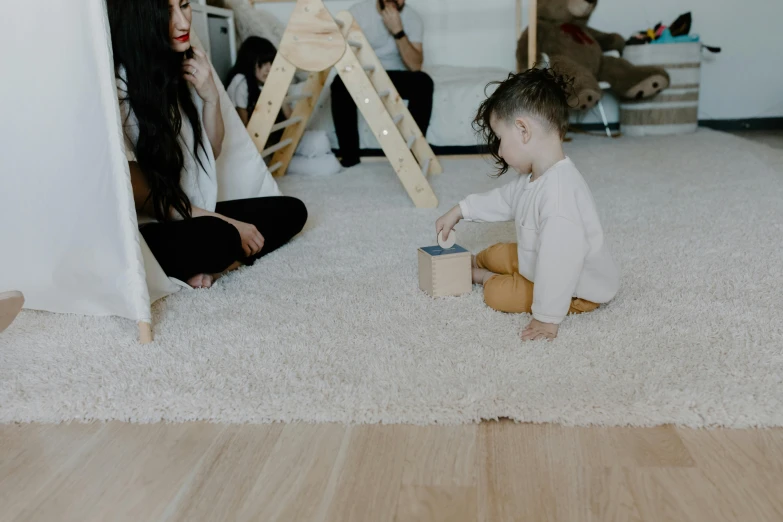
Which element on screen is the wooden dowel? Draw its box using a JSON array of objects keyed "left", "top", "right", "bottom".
[
  {"left": 261, "top": 138, "right": 293, "bottom": 158},
  {"left": 138, "top": 321, "right": 153, "bottom": 344},
  {"left": 271, "top": 116, "right": 303, "bottom": 133},
  {"left": 268, "top": 161, "right": 283, "bottom": 173},
  {"left": 406, "top": 134, "right": 416, "bottom": 150},
  {"left": 422, "top": 157, "right": 432, "bottom": 176},
  {"left": 393, "top": 113, "right": 404, "bottom": 124},
  {"left": 284, "top": 92, "right": 312, "bottom": 103}
]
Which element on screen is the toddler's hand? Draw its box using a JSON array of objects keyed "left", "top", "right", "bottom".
[
  {"left": 435, "top": 205, "right": 463, "bottom": 241},
  {"left": 521, "top": 319, "right": 558, "bottom": 341}
]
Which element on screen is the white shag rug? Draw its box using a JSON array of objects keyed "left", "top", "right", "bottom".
[{"left": 2, "top": 129, "right": 782, "bottom": 428}]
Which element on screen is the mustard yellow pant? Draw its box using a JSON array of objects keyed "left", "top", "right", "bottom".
[{"left": 476, "top": 243, "right": 599, "bottom": 315}]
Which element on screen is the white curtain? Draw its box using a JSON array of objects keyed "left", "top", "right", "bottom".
[{"left": 0, "top": 0, "right": 151, "bottom": 322}]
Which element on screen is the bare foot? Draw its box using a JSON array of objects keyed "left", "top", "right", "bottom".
[
  {"left": 472, "top": 267, "right": 495, "bottom": 285},
  {"left": 187, "top": 274, "right": 214, "bottom": 289}
]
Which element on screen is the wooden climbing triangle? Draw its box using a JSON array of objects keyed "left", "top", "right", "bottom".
[{"left": 245, "top": 0, "right": 442, "bottom": 208}]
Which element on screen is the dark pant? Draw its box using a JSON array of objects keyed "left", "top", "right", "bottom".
[
  {"left": 331, "top": 70, "right": 434, "bottom": 162},
  {"left": 140, "top": 196, "right": 307, "bottom": 282}
]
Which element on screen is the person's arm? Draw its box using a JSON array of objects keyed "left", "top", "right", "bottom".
[
  {"left": 190, "top": 206, "right": 265, "bottom": 257},
  {"left": 530, "top": 216, "right": 586, "bottom": 325},
  {"left": 183, "top": 48, "right": 224, "bottom": 158},
  {"left": 396, "top": 38, "right": 424, "bottom": 72},
  {"left": 458, "top": 177, "right": 521, "bottom": 223},
  {"left": 201, "top": 96, "right": 224, "bottom": 159},
  {"left": 237, "top": 107, "right": 249, "bottom": 126},
  {"left": 380, "top": 5, "right": 424, "bottom": 72},
  {"left": 128, "top": 161, "right": 154, "bottom": 218}
]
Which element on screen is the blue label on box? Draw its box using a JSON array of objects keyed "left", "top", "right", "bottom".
[{"left": 420, "top": 244, "right": 469, "bottom": 256}]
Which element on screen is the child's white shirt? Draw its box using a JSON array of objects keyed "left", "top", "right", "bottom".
[{"left": 459, "top": 157, "right": 619, "bottom": 324}]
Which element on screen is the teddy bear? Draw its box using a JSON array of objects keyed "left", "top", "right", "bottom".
[{"left": 516, "top": 0, "right": 670, "bottom": 111}]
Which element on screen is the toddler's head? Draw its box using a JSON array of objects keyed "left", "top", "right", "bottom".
[{"left": 474, "top": 68, "right": 572, "bottom": 176}]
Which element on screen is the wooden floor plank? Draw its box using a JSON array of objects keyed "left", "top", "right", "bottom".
[
  {"left": 0, "top": 422, "right": 105, "bottom": 521},
  {"left": 13, "top": 421, "right": 223, "bottom": 522},
  {"left": 319, "top": 425, "right": 410, "bottom": 522},
  {"left": 235, "top": 423, "right": 346, "bottom": 522},
  {"left": 396, "top": 485, "right": 477, "bottom": 522},
  {"left": 478, "top": 421, "right": 642, "bottom": 522},
  {"left": 3, "top": 422, "right": 783, "bottom": 521},
  {"left": 164, "top": 423, "right": 285, "bottom": 522},
  {"left": 400, "top": 425, "right": 477, "bottom": 487}
]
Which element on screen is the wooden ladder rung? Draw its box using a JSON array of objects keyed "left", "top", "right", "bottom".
[
  {"left": 271, "top": 116, "right": 303, "bottom": 133},
  {"left": 268, "top": 161, "right": 284, "bottom": 173},
  {"left": 406, "top": 135, "right": 416, "bottom": 150},
  {"left": 378, "top": 89, "right": 391, "bottom": 98},
  {"left": 348, "top": 39, "right": 362, "bottom": 49},
  {"left": 422, "top": 157, "right": 432, "bottom": 176},
  {"left": 284, "top": 92, "right": 313, "bottom": 103},
  {"left": 261, "top": 138, "right": 293, "bottom": 158},
  {"left": 335, "top": 18, "right": 345, "bottom": 27},
  {"left": 393, "top": 113, "right": 404, "bottom": 125},
  {"left": 363, "top": 64, "right": 375, "bottom": 73}
]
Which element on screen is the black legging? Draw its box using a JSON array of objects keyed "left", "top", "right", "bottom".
[
  {"left": 331, "top": 70, "right": 434, "bottom": 163},
  {"left": 140, "top": 196, "right": 307, "bottom": 282}
]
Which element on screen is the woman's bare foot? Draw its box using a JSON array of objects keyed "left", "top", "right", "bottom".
[
  {"left": 472, "top": 267, "right": 495, "bottom": 285},
  {"left": 187, "top": 273, "right": 214, "bottom": 289}
]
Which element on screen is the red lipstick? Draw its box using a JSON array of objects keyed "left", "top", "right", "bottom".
[{"left": 175, "top": 33, "right": 190, "bottom": 43}]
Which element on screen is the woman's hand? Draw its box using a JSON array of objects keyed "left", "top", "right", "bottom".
[
  {"left": 183, "top": 48, "right": 219, "bottom": 105},
  {"left": 435, "top": 205, "right": 463, "bottom": 242},
  {"left": 226, "top": 218, "right": 265, "bottom": 257}
]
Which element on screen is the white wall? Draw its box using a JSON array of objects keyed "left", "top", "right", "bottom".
[
  {"left": 590, "top": 0, "right": 783, "bottom": 120},
  {"left": 257, "top": 0, "right": 783, "bottom": 120}
]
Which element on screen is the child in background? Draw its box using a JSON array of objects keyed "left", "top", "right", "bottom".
[
  {"left": 226, "top": 36, "right": 290, "bottom": 145},
  {"left": 436, "top": 69, "right": 620, "bottom": 341},
  {"left": 225, "top": 36, "right": 342, "bottom": 177}
]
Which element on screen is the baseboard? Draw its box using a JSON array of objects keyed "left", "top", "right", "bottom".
[
  {"left": 698, "top": 117, "right": 783, "bottom": 131},
  {"left": 336, "top": 117, "right": 782, "bottom": 158}
]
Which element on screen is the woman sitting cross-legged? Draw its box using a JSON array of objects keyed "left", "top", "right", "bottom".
[{"left": 108, "top": 0, "right": 307, "bottom": 289}]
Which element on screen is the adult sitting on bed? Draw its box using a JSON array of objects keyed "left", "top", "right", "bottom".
[
  {"left": 331, "top": 0, "right": 434, "bottom": 168},
  {"left": 107, "top": 0, "right": 307, "bottom": 290}
]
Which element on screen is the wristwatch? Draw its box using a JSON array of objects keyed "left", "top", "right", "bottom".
[{"left": 393, "top": 30, "right": 406, "bottom": 40}]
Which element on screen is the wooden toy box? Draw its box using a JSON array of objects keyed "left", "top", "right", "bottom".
[{"left": 418, "top": 244, "right": 472, "bottom": 298}]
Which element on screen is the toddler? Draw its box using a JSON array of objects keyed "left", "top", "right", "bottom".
[{"left": 436, "top": 68, "right": 619, "bottom": 341}]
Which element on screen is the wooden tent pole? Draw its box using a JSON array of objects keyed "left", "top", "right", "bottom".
[
  {"left": 139, "top": 321, "right": 153, "bottom": 344},
  {"left": 527, "top": 0, "right": 537, "bottom": 69}
]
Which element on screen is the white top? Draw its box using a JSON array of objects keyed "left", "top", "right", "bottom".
[
  {"left": 459, "top": 158, "right": 620, "bottom": 324},
  {"left": 226, "top": 74, "right": 250, "bottom": 110},
  {"left": 116, "top": 66, "right": 217, "bottom": 223},
  {"left": 349, "top": 0, "right": 424, "bottom": 71}
]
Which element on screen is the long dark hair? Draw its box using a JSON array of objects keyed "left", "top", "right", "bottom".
[
  {"left": 226, "top": 36, "right": 277, "bottom": 115},
  {"left": 107, "top": 0, "right": 208, "bottom": 222}
]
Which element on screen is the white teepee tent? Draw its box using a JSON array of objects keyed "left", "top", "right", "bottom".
[{"left": 0, "top": 0, "right": 282, "bottom": 342}]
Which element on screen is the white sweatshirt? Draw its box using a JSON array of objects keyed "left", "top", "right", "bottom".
[{"left": 459, "top": 157, "right": 619, "bottom": 324}]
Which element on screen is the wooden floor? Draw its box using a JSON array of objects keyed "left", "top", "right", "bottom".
[{"left": 2, "top": 420, "right": 782, "bottom": 521}]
